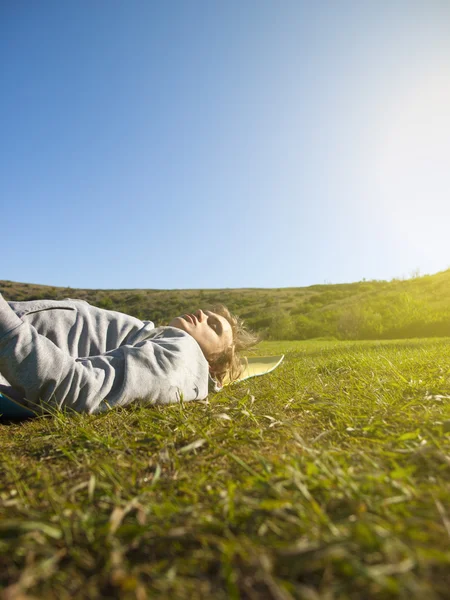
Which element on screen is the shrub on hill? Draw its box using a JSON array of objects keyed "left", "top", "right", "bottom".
[{"left": 2, "top": 269, "right": 450, "bottom": 341}]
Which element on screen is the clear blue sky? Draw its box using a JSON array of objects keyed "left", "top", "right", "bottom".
[{"left": 2, "top": 1, "right": 450, "bottom": 289}]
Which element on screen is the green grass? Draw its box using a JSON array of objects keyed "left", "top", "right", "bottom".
[{"left": 1, "top": 338, "right": 450, "bottom": 599}]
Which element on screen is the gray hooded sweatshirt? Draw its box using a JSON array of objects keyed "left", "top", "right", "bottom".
[{"left": 0, "top": 295, "right": 210, "bottom": 415}]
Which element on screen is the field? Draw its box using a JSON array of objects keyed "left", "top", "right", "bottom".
[{"left": 1, "top": 338, "right": 450, "bottom": 599}]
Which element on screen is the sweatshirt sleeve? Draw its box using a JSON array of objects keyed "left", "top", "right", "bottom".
[{"left": 0, "top": 294, "right": 209, "bottom": 414}]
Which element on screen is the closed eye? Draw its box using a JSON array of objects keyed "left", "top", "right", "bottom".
[{"left": 209, "top": 317, "right": 222, "bottom": 334}]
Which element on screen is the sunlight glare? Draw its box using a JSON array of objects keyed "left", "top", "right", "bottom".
[{"left": 373, "top": 68, "right": 450, "bottom": 224}]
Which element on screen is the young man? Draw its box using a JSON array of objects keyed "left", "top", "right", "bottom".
[{"left": 0, "top": 294, "right": 257, "bottom": 415}]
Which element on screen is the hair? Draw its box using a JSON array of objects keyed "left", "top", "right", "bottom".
[{"left": 205, "top": 304, "right": 260, "bottom": 386}]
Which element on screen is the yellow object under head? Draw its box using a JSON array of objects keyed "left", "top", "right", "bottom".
[{"left": 222, "top": 355, "right": 284, "bottom": 386}]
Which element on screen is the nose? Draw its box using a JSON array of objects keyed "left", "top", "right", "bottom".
[{"left": 194, "top": 309, "right": 205, "bottom": 322}]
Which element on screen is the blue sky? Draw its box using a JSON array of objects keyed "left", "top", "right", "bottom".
[{"left": 2, "top": 1, "right": 450, "bottom": 289}]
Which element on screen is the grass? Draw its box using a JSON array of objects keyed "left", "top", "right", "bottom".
[{"left": 1, "top": 337, "right": 450, "bottom": 599}]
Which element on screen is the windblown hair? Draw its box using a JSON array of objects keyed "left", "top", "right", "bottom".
[{"left": 206, "top": 304, "right": 260, "bottom": 386}]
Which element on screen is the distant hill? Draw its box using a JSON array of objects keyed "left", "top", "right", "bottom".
[{"left": 1, "top": 270, "right": 450, "bottom": 340}]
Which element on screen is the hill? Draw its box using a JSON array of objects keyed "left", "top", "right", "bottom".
[{"left": 1, "top": 269, "right": 450, "bottom": 340}]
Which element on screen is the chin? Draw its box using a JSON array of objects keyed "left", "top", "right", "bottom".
[{"left": 169, "top": 316, "right": 189, "bottom": 331}]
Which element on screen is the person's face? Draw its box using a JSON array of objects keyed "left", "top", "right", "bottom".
[{"left": 169, "top": 309, "right": 233, "bottom": 362}]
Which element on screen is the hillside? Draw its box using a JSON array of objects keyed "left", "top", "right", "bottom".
[{"left": 1, "top": 269, "right": 450, "bottom": 340}]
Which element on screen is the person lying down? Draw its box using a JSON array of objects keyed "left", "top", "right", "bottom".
[{"left": 0, "top": 294, "right": 258, "bottom": 416}]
